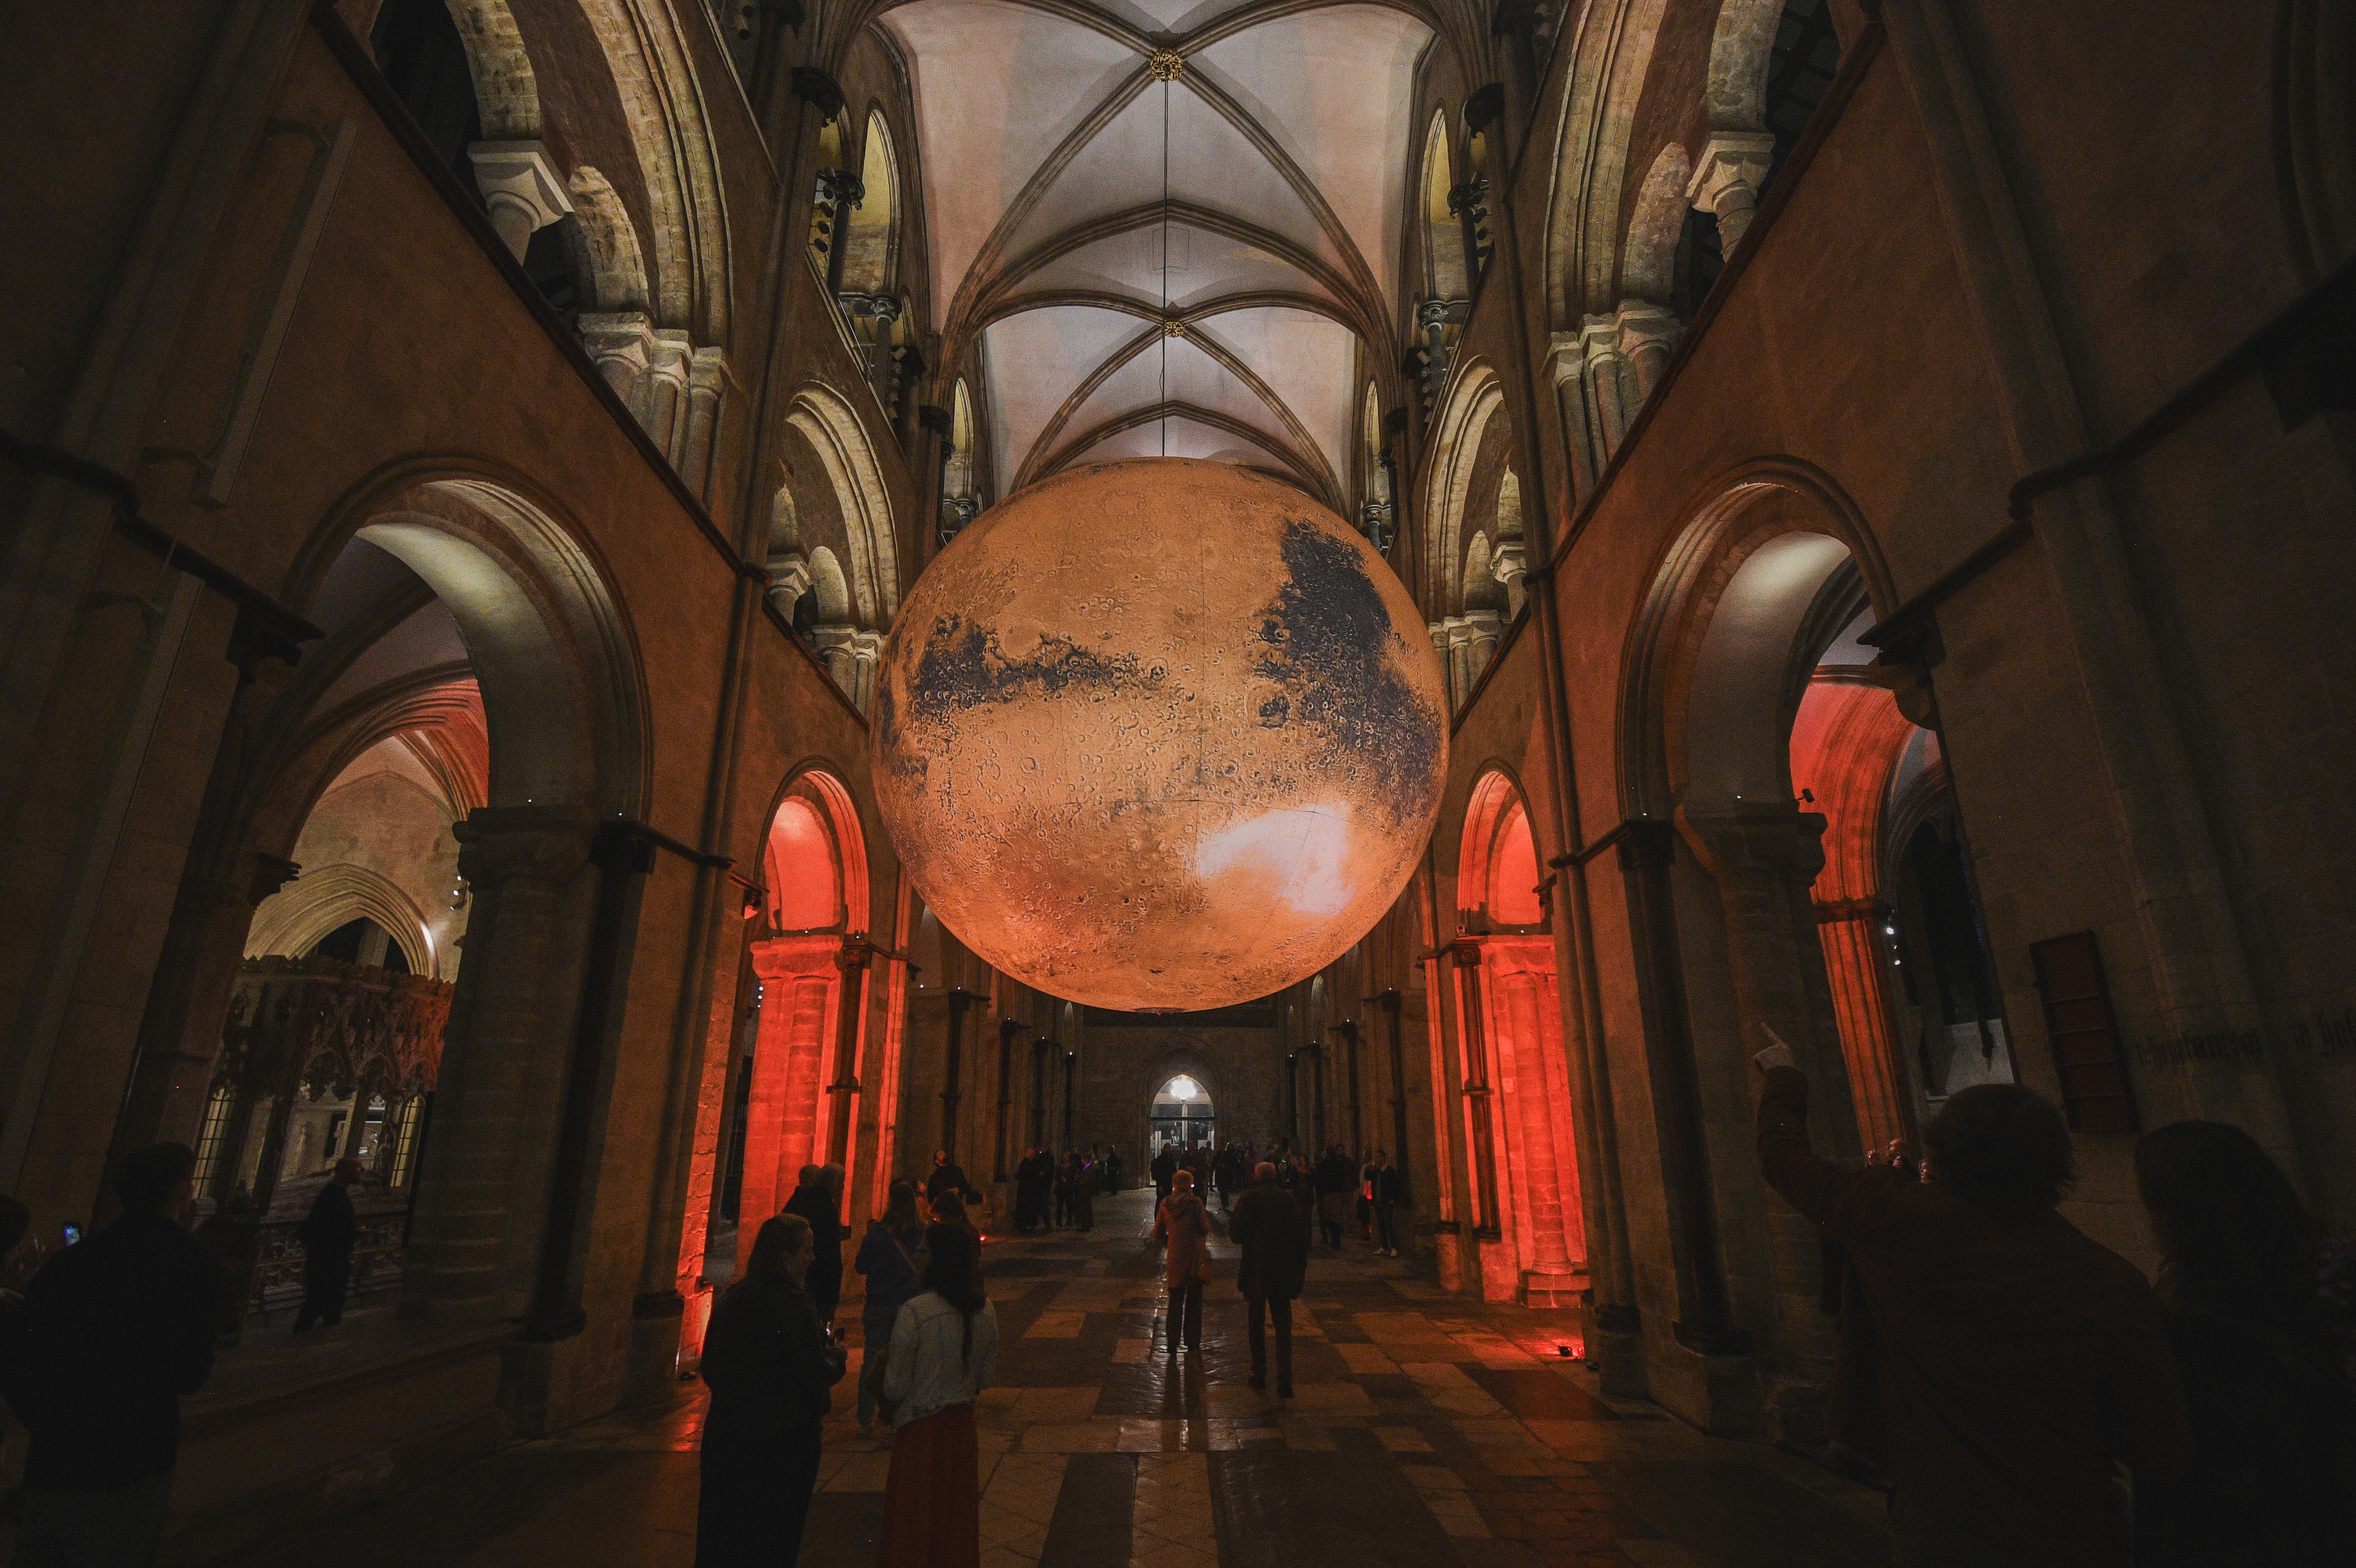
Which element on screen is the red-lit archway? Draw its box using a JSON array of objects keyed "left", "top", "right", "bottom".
[
  {"left": 734, "top": 770, "right": 872, "bottom": 1236},
  {"left": 1452, "top": 770, "right": 1585, "bottom": 1306}
]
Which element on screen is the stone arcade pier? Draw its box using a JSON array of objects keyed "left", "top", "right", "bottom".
[{"left": 254, "top": 1192, "right": 1893, "bottom": 1568}]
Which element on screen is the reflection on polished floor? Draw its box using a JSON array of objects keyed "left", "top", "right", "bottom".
[{"left": 258, "top": 1191, "right": 1893, "bottom": 1567}]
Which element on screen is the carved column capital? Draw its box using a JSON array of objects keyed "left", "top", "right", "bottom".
[
  {"left": 1685, "top": 131, "right": 1777, "bottom": 252},
  {"left": 468, "top": 140, "right": 574, "bottom": 260}
]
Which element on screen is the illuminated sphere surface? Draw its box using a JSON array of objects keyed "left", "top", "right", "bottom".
[{"left": 870, "top": 457, "right": 1448, "bottom": 1010}]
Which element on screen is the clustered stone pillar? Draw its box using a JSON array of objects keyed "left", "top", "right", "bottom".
[
  {"left": 404, "top": 808, "right": 600, "bottom": 1321},
  {"left": 1553, "top": 304, "right": 1684, "bottom": 497},
  {"left": 1680, "top": 805, "right": 1847, "bottom": 1436},
  {"left": 809, "top": 626, "right": 883, "bottom": 712},
  {"left": 739, "top": 934, "right": 842, "bottom": 1228}
]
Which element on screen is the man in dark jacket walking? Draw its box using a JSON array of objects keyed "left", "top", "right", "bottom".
[
  {"left": 294, "top": 1156, "right": 364, "bottom": 1331},
  {"left": 15, "top": 1142, "right": 218, "bottom": 1566},
  {"left": 782, "top": 1164, "right": 846, "bottom": 1324},
  {"left": 1230, "top": 1162, "right": 1307, "bottom": 1396},
  {"left": 1366, "top": 1150, "right": 1406, "bottom": 1257}
]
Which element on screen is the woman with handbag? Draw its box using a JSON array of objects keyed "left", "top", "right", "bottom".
[
  {"left": 1153, "top": 1169, "right": 1214, "bottom": 1354},
  {"left": 853, "top": 1179, "right": 929, "bottom": 1433}
]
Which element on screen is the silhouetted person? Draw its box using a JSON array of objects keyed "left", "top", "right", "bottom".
[
  {"left": 853, "top": 1180, "right": 928, "bottom": 1433},
  {"left": 1367, "top": 1149, "right": 1405, "bottom": 1257},
  {"left": 15, "top": 1142, "right": 218, "bottom": 1567},
  {"left": 1070, "top": 1152, "right": 1095, "bottom": 1233},
  {"left": 1313, "top": 1146, "right": 1354, "bottom": 1248},
  {"left": 294, "top": 1156, "right": 363, "bottom": 1331},
  {"left": 695, "top": 1213, "right": 844, "bottom": 1568},
  {"left": 782, "top": 1164, "right": 845, "bottom": 1323},
  {"left": 2133, "top": 1120, "right": 2354, "bottom": 1566},
  {"left": 1232, "top": 1162, "right": 1306, "bottom": 1396},
  {"left": 878, "top": 1222, "right": 996, "bottom": 1568},
  {"left": 925, "top": 1149, "right": 971, "bottom": 1207},
  {"left": 1150, "top": 1145, "right": 1176, "bottom": 1205},
  {"left": 0, "top": 1193, "right": 36, "bottom": 1473},
  {"left": 1752, "top": 1033, "right": 2190, "bottom": 1567},
  {"left": 1153, "top": 1170, "right": 1212, "bottom": 1354},
  {"left": 1104, "top": 1147, "right": 1122, "bottom": 1194}
]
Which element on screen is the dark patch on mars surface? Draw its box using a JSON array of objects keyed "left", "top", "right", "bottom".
[{"left": 1252, "top": 519, "right": 1443, "bottom": 820}]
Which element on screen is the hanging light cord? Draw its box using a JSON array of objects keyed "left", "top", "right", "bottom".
[{"left": 1160, "top": 71, "right": 1170, "bottom": 457}]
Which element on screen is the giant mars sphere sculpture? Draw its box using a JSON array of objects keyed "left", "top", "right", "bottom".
[{"left": 870, "top": 457, "right": 1449, "bottom": 1011}]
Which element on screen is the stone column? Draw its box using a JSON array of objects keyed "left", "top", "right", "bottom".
[
  {"left": 643, "top": 331, "right": 695, "bottom": 465},
  {"left": 809, "top": 625, "right": 858, "bottom": 700},
  {"left": 1685, "top": 132, "right": 1777, "bottom": 254},
  {"left": 846, "top": 631, "right": 884, "bottom": 714},
  {"left": 1814, "top": 896, "right": 1912, "bottom": 1152},
  {"left": 1486, "top": 936, "right": 1584, "bottom": 1303},
  {"left": 1615, "top": 301, "right": 1684, "bottom": 406},
  {"left": 403, "top": 808, "right": 599, "bottom": 1321},
  {"left": 1462, "top": 608, "right": 1503, "bottom": 690},
  {"left": 1579, "top": 314, "right": 1633, "bottom": 463},
  {"left": 680, "top": 346, "right": 730, "bottom": 505},
  {"left": 579, "top": 311, "right": 657, "bottom": 419},
  {"left": 740, "top": 934, "right": 841, "bottom": 1228},
  {"left": 467, "top": 141, "right": 573, "bottom": 261},
  {"left": 1678, "top": 804, "right": 1848, "bottom": 1439}
]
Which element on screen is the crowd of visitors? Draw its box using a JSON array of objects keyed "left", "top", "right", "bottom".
[
  {"left": 1751, "top": 1028, "right": 2353, "bottom": 1567},
  {"left": 0, "top": 1079, "right": 2341, "bottom": 1568},
  {"left": 1008, "top": 1146, "right": 1107, "bottom": 1233}
]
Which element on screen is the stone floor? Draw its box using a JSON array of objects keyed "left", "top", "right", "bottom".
[{"left": 256, "top": 1191, "right": 1894, "bottom": 1567}]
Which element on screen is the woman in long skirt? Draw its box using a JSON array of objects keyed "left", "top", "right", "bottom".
[
  {"left": 877, "top": 1222, "right": 998, "bottom": 1567},
  {"left": 697, "top": 1213, "right": 846, "bottom": 1567}
]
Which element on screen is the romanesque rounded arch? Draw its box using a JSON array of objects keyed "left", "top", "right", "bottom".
[
  {"left": 290, "top": 459, "right": 651, "bottom": 818},
  {"left": 1419, "top": 360, "right": 1506, "bottom": 614},
  {"left": 1616, "top": 457, "right": 1895, "bottom": 819},
  {"left": 573, "top": 0, "right": 735, "bottom": 342},
  {"left": 1540, "top": 0, "right": 1671, "bottom": 327},
  {"left": 785, "top": 385, "right": 900, "bottom": 629}
]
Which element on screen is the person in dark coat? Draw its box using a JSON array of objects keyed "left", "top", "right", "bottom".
[
  {"left": 853, "top": 1179, "right": 929, "bottom": 1433},
  {"left": 1104, "top": 1147, "right": 1122, "bottom": 1195},
  {"left": 926, "top": 1149, "right": 972, "bottom": 1207},
  {"left": 1313, "top": 1147, "right": 1354, "bottom": 1248},
  {"left": 1753, "top": 1031, "right": 2190, "bottom": 1568},
  {"left": 294, "top": 1156, "right": 364, "bottom": 1331},
  {"left": 1150, "top": 1146, "right": 1177, "bottom": 1205},
  {"left": 1230, "top": 1162, "right": 1307, "bottom": 1396},
  {"left": 696, "top": 1212, "right": 846, "bottom": 1568},
  {"left": 14, "top": 1143, "right": 218, "bottom": 1567},
  {"left": 782, "top": 1164, "right": 845, "bottom": 1323},
  {"left": 2132, "top": 1119, "right": 2354, "bottom": 1566},
  {"left": 1366, "top": 1149, "right": 1406, "bottom": 1257}
]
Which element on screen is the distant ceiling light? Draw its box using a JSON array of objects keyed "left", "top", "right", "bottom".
[{"left": 1165, "top": 1075, "right": 1203, "bottom": 1101}]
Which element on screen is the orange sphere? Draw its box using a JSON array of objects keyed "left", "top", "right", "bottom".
[{"left": 871, "top": 458, "right": 1448, "bottom": 1010}]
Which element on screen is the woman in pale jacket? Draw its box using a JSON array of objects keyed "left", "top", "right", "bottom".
[
  {"left": 877, "top": 1221, "right": 996, "bottom": 1568},
  {"left": 1153, "top": 1168, "right": 1213, "bottom": 1354}
]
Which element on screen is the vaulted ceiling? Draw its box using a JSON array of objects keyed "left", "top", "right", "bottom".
[{"left": 880, "top": 0, "right": 1435, "bottom": 508}]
